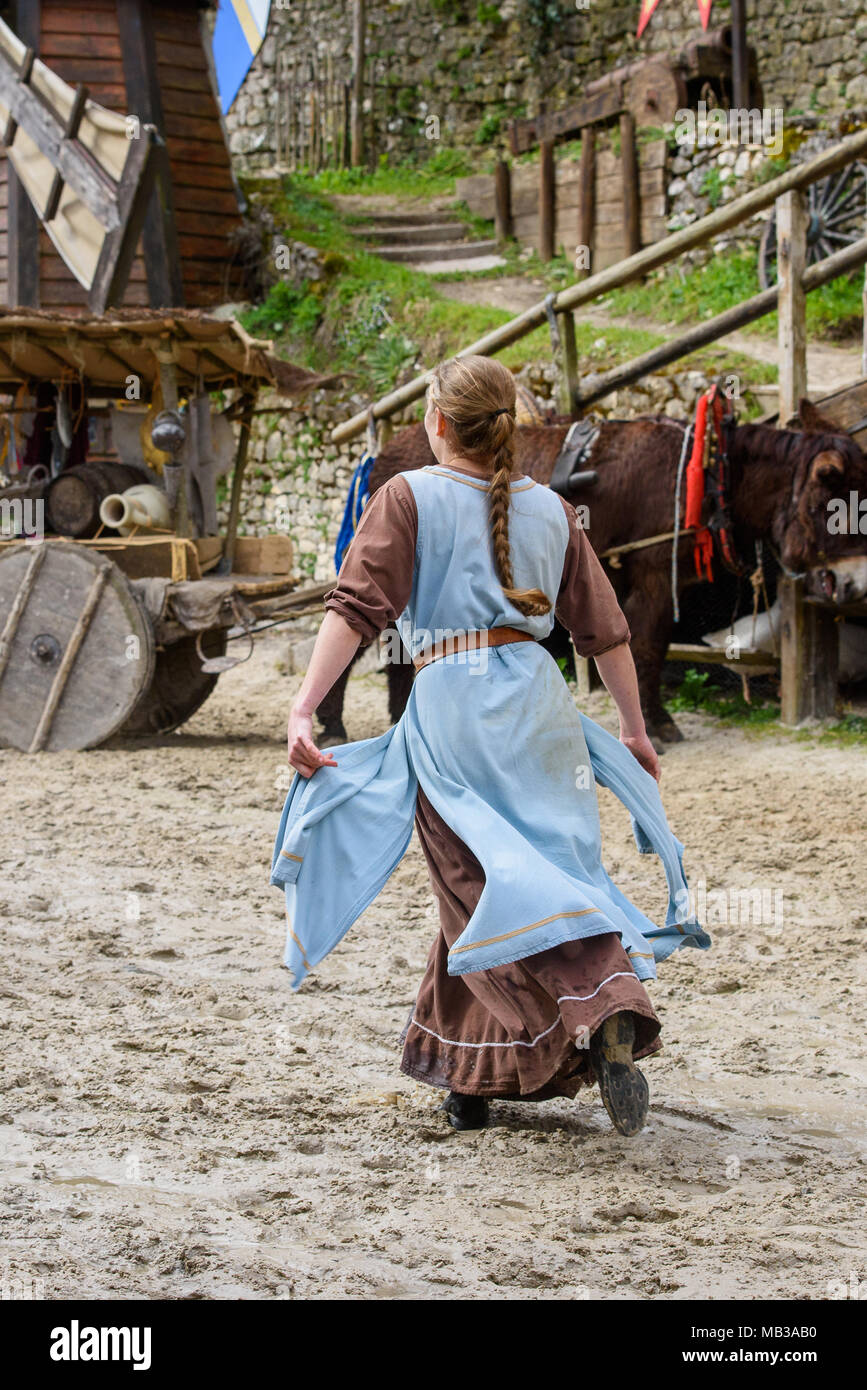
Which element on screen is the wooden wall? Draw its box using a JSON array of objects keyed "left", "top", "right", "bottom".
[
  {"left": 0, "top": 0, "right": 243, "bottom": 310},
  {"left": 457, "top": 139, "right": 669, "bottom": 273}
]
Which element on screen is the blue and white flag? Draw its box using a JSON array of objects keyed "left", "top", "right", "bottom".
[{"left": 212, "top": 0, "right": 271, "bottom": 114}]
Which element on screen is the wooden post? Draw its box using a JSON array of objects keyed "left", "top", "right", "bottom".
[
  {"left": 222, "top": 394, "right": 256, "bottom": 574},
  {"left": 557, "top": 309, "right": 579, "bottom": 417},
  {"left": 620, "top": 111, "right": 640, "bottom": 259},
  {"left": 116, "top": 0, "right": 184, "bottom": 307},
  {"left": 779, "top": 577, "right": 839, "bottom": 725},
  {"left": 350, "top": 0, "right": 365, "bottom": 167},
  {"left": 7, "top": 0, "right": 41, "bottom": 308},
  {"left": 863, "top": 204, "right": 867, "bottom": 376},
  {"left": 494, "top": 158, "right": 512, "bottom": 243},
  {"left": 776, "top": 189, "right": 808, "bottom": 424},
  {"left": 539, "top": 137, "right": 555, "bottom": 262},
  {"left": 573, "top": 647, "right": 602, "bottom": 697},
  {"left": 730, "top": 0, "right": 749, "bottom": 109},
  {"left": 578, "top": 127, "right": 595, "bottom": 278}
]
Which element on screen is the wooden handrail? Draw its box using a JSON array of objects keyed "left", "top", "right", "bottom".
[
  {"left": 331, "top": 123, "right": 867, "bottom": 444},
  {"left": 577, "top": 235, "right": 867, "bottom": 408}
]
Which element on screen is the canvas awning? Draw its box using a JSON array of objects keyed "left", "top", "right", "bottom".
[{"left": 0, "top": 308, "right": 342, "bottom": 399}]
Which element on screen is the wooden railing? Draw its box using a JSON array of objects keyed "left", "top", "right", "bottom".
[{"left": 331, "top": 124, "right": 867, "bottom": 444}]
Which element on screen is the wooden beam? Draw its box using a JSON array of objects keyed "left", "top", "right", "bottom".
[
  {"left": 776, "top": 189, "right": 808, "bottom": 424},
  {"left": 331, "top": 125, "right": 867, "bottom": 443},
  {"left": 350, "top": 0, "right": 365, "bottom": 167},
  {"left": 509, "top": 86, "right": 623, "bottom": 155},
  {"left": 620, "top": 111, "right": 640, "bottom": 259},
  {"left": 539, "top": 137, "right": 555, "bottom": 262},
  {"left": 43, "top": 83, "right": 89, "bottom": 223},
  {"left": 779, "top": 577, "right": 838, "bottom": 725},
  {"left": 7, "top": 0, "right": 40, "bottom": 308},
  {"left": 115, "top": 0, "right": 184, "bottom": 307},
  {"left": 88, "top": 129, "right": 159, "bottom": 313},
  {"left": 0, "top": 53, "right": 120, "bottom": 230}
]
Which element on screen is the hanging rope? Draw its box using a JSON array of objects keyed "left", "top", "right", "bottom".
[{"left": 671, "top": 421, "right": 693, "bottom": 624}]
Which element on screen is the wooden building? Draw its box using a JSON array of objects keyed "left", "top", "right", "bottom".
[{"left": 0, "top": 0, "right": 245, "bottom": 310}]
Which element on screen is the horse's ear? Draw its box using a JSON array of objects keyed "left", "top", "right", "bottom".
[{"left": 798, "top": 397, "right": 839, "bottom": 433}]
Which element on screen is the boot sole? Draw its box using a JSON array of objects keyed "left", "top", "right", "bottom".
[{"left": 590, "top": 1012, "right": 650, "bottom": 1137}]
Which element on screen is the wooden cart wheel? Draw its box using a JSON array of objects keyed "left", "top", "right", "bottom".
[
  {"left": 120, "top": 629, "right": 228, "bottom": 737},
  {"left": 0, "top": 542, "right": 155, "bottom": 752},
  {"left": 759, "top": 163, "right": 867, "bottom": 289}
]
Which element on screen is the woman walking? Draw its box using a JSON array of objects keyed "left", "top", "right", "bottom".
[{"left": 274, "top": 356, "right": 708, "bottom": 1137}]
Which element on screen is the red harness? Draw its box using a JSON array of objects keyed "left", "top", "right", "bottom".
[{"left": 684, "top": 385, "right": 743, "bottom": 582}]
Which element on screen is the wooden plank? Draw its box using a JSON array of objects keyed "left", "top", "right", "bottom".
[
  {"left": 40, "top": 33, "right": 123, "bottom": 60},
  {"left": 667, "top": 642, "right": 777, "bottom": 668},
  {"left": 776, "top": 189, "right": 807, "bottom": 424},
  {"left": 779, "top": 576, "right": 838, "bottom": 724}
]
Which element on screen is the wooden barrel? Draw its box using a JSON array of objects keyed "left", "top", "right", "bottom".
[{"left": 45, "top": 462, "right": 151, "bottom": 538}]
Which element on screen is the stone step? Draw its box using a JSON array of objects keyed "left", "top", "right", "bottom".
[
  {"left": 352, "top": 209, "right": 458, "bottom": 227},
  {"left": 415, "top": 253, "right": 507, "bottom": 274},
  {"left": 370, "top": 239, "right": 500, "bottom": 263},
  {"left": 352, "top": 222, "right": 466, "bottom": 244}
]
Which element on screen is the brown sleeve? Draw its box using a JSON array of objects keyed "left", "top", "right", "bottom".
[
  {"left": 554, "top": 495, "right": 631, "bottom": 658},
  {"left": 323, "top": 473, "right": 418, "bottom": 643}
]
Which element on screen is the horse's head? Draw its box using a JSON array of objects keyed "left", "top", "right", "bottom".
[{"left": 773, "top": 399, "right": 867, "bottom": 601}]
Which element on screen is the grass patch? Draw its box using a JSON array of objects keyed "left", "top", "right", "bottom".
[
  {"left": 603, "top": 247, "right": 863, "bottom": 341},
  {"left": 668, "top": 667, "right": 780, "bottom": 727},
  {"left": 302, "top": 146, "right": 475, "bottom": 198},
  {"left": 668, "top": 667, "right": 867, "bottom": 745}
]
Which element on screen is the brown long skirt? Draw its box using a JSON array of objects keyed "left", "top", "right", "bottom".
[{"left": 400, "top": 788, "right": 662, "bottom": 1100}]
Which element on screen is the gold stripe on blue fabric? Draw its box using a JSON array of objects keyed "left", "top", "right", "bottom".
[{"left": 449, "top": 907, "right": 597, "bottom": 957}]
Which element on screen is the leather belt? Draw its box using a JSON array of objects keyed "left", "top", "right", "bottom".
[{"left": 413, "top": 626, "right": 536, "bottom": 671}]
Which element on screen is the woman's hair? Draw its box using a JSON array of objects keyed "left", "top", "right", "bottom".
[{"left": 429, "top": 355, "right": 551, "bottom": 617}]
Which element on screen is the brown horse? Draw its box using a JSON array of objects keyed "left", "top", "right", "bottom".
[{"left": 316, "top": 399, "right": 867, "bottom": 745}]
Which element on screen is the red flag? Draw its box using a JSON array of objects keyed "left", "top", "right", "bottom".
[
  {"left": 696, "top": 0, "right": 714, "bottom": 27},
  {"left": 636, "top": 0, "right": 662, "bottom": 38},
  {"left": 638, "top": 0, "right": 714, "bottom": 38}
]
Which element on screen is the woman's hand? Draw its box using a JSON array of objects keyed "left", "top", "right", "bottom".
[
  {"left": 288, "top": 705, "right": 338, "bottom": 779},
  {"left": 620, "top": 731, "right": 661, "bottom": 782}
]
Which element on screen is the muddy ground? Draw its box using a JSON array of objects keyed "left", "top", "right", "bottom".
[{"left": 1, "top": 632, "right": 865, "bottom": 1301}]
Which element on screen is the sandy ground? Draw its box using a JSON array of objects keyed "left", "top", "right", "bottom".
[{"left": 1, "top": 632, "right": 865, "bottom": 1301}]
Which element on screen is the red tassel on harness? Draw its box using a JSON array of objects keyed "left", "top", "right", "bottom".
[{"left": 685, "top": 389, "right": 715, "bottom": 582}]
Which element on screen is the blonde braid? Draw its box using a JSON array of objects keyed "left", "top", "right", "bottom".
[{"left": 430, "top": 357, "right": 551, "bottom": 618}]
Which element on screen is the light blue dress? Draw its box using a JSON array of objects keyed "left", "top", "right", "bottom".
[{"left": 272, "top": 465, "right": 709, "bottom": 990}]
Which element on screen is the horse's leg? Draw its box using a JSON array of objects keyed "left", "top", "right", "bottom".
[
  {"left": 620, "top": 560, "right": 683, "bottom": 744},
  {"left": 314, "top": 654, "right": 356, "bottom": 747},
  {"left": 386, "top": 624, "right": 414, "bottom": 723}
]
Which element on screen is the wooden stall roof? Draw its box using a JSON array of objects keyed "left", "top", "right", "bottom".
[{"left": 0, "top": 307, "right": 342, "bottom": 397}]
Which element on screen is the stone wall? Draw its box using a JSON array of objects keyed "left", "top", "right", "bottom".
[{"left": 226, "top": 0, "right": 867, "bottom": 172}]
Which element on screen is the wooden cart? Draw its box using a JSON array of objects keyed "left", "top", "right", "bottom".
[{"left": 0, "top": 309, "right": 338, "bottom": 751}]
